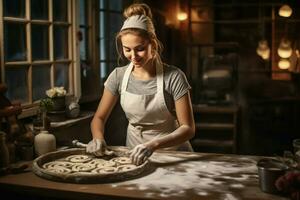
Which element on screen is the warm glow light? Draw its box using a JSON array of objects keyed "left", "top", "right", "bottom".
[
  {"left": 277, "top": 39, "right": 292, "bottom": 58},
  {"left": 279, "top": 4, "right": 293, "bottom": 17},
  {"left": 177, "top": 12, "right": 188, "bottom": 21},
  {"left": 256, "top": 40, "right": 270, "bottom": 60},
  {"left": 278, "top": 58, "right": 291, "bottom": 69}
]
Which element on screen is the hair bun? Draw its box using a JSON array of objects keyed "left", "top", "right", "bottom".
[{"left": 123, "top": 3, "right": 153, "bottom": 19}]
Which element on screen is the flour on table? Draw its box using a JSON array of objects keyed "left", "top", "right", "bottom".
[{"left": 110, "top": 152, "right": 258, "bottom": 199}]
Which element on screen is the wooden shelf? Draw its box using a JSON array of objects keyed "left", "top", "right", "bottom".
[
  {"left": 193, "top": 104, "right": 238, "bottom": 113},
  {"left": 191, "top": 139, "right": 234, "bottom": 148},
  {"left": 192, "top": 104, "right": 239, "bottom": 154},
  {"left": 196, "top": 123, "right": 235, "bottom": 130}
]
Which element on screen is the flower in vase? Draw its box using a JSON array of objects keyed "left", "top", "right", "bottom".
[{"left": 46, "top": 87, "right": 67, "bottom": 98}]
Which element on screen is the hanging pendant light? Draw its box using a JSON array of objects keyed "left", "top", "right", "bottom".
[
  {"left": 277, "top": 39, "right": 292, "bottom": 58},
  {"left": 278, "top": 58, "right": 291, "bottom": 69},
  {"left": 177, "top": 11, "right": 188, "bottom": 21},
  {"left": 279, "top": 4, "right": 293, "bottom": 17},
  {"left": 256, "top": 40, "right": 270, "bottom": 60}
]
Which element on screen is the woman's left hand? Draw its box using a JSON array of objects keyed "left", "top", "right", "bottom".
[{"left": 130, "top": 144, "right": 153, "bottom": 165}]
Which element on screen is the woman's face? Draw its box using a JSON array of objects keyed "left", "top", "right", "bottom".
[{"left": 121, "top": 33, "right": 153, "bottom": 68}]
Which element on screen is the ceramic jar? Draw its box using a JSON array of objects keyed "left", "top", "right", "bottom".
[
  {"left": 34, "top": 130, "right": 56, "bottom": 156},
  {"left": 51, "top": 96, "right": 66, "bottom": 111},
  {"left": 66, "top": 102, "right": 80, "bottom": 118},
  {"left": 0, "top": 131, "right": 9, "bottom": 170}
]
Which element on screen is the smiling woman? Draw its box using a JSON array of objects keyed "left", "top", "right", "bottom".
[{"left": 86, "top": 3, "right": 195, "bottom": 166}]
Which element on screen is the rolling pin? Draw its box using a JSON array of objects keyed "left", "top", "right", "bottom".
[
  {"left": 72, "top": 139, "right": 115, "bottom": 156},
  {"left": 72, "top": 139, "right": 87, "bottom": 148}
]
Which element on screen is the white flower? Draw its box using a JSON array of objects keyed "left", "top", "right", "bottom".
[{"left": 46, "top": 87, "right": 67, "bottom": 98}]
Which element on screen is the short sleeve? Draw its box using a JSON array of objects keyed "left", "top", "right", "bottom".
[
  {"left": 104, "top": 69, "right": 120, "bottom": 96},
  {"left": 170, "top": 68, "right": 191, "bottom": 101}
]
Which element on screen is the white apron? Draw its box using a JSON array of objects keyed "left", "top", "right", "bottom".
[{"left": 120, "top": 62, "right": 193, "bottom": 151}]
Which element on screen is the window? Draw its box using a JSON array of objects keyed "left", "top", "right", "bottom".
[
  {"left": 0, "top": 0, "right": 74, "bottom": 115},
  {"left": 0, "top": 0, "right": 131, "bottom": 115},
  {"left": 79, "top": 0, "right": 130, "bottom": 102},
  {"left": 98, "top": 0, "right": 128, "bottom": 83},
  {"left": 79, "top": 0, "right": 98, "bottom": 101}
]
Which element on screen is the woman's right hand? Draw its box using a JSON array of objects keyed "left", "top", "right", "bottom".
[{"left": 86, "top": 138, "right": 113, "bottom": 156}]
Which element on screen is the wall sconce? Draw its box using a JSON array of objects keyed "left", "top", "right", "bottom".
[
  {"left": 278, "top": 4, "right": 293, "bottom": 17},
  {"left": 277, "top": 39, "right": 292, "bottom": 58},
  {"left": 177, "top": 11, "right": 188, "bottom": 21},
  {"left": 256, "top": 40, "right": 270, "bottom": 60}
]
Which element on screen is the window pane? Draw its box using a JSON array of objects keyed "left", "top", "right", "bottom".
[
  {"left": 54, "top": 64, "right": 69, "bottom": 90},
  {"left": 109, "top": 0, "right": 122, "bottom": 11},
  {"left": 32, "top": 24, "right": 49, "bottom": 60},
  {"left": 31, "top": 0, "right": 48, "bottom": 20},
  {"left": 53, "top": 0, "right": 68, "bottom": 22},
  {"left": 3, "top": 0, "right": 25, "bottom": 18},
  {"left": 109, "top": 62, "right": 117, "bottom": 74},
  {"left": 100, "top": 62, "right": 107, "bottom": 79},
  {"left": 81, "top": 61, "right": 93, "bottom": 96},
  {"left": 32, "top": 65, "right": 51, "bottom": 101},
  {"left": 79, "top": 28, "right": 88, "bottom": 60},
  {"left": 5, "top": 67, "right": 28, "bottom": 103},
  {"left": 109, "top": 13, "right": 123, "bottom": 60},
  {"left": 110, "top": 13, "right": 123, "bottom": 33},
  {"left": 109, "top": 35, "right": 117, "bottom": 61},
  {"left": 79, "top": 0, "right": 86, "bottom": 25},
  {"left": 4, "top": 22, "right": 27, "bottom": 62},
  {"left": 99, "top": 0, "right": 106, "bottom": 9},
  {"left": 100, "top": 11, "right": 107, "bottom": 60},
  {"left": 54, "top": 26, "right": 68, "bottom": 59}
]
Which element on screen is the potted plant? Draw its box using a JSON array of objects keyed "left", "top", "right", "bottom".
[{"left": 45, "top": 87, "right": 67, "bottom": 111}]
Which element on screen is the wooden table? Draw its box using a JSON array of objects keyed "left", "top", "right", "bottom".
[{"left": 0, "top": 150, "right": 288, "bottom": 200}]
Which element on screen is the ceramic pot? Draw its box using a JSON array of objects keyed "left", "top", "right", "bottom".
[
  {"left": 257, "top": 158, "right": 288, "bottom": 194},
  {"left": 34, "top": 130, "right": 56, "bottom": 157},
  {"left": 51, "top": 96, "right": 66, "bottom": 111},
  {"left": 66, "top": 102, "right": 80, "bottom": 118}
]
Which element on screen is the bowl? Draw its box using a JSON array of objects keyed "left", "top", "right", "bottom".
[{"left": 257, "top": 158, "right": 289, "bottom": 194}]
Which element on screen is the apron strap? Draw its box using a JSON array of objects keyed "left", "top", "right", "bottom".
[
  {"left": 120, "top": 63, "right": 133, "bottom": 106},
  {"left": 156, "top": 62, "right": 168, "bottom": 113}
]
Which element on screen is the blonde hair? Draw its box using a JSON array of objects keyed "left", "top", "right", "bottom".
[{"left": 116, "top": 3, "right": 163, "bottom": 66}]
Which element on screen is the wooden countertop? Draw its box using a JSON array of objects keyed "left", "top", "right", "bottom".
[{"left": 0, "top": 150, "right": 288, "bottom": 200}]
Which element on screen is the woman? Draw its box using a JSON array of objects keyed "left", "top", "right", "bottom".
[{"left": 86, "top": 3, "right": 195, "bottom": 165}]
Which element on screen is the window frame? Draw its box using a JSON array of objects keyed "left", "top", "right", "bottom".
[{"left": 0, "top": 0, "right": 79, "bottom": 118}]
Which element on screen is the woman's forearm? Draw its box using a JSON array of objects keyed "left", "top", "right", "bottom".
[
  {"left": 146, "top": 124, "right": 195, "bottom": 151},
  {"left": 90, "top": 116, "right": 106, "bottom": 140},
  {"left": 90, "top": 89, "right": 119, "bottom": 141}
]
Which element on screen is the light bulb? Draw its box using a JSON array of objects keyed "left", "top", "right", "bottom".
[
  {"left": 278, "top": 58, "right": 291, "bottom": 69},
  {"left": 256, "top": 40, "right": 270, "bottom": 60},
  {"left": 177, "top": 12, "right": 187, "bottom": 21},
  {"left": 279, "top": 4, "right": 293, "bottom": 17},
  {"left": 277, "top": 39, "right": 292, "bottom": 58}
]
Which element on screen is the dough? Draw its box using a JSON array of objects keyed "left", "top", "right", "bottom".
[
  {"left": 71, "top": 163, "right": 96, "bottom": 172},
  {"left": 42, "top": 154, "right": 138, "bottom": 176},
  {"left": 117, "top": 164, "right": 136, "bottom": 172},
  {"left": 111, "top": 156, "right": 132, "bottom": 165},
  {"left": 91, "top": 166, "right": 118, "bottom": 174},
  {"left": 65, "top": 154, "right": 93, "bottom": 163},
  {"left": 43, "top": 161, "right": 73, "bottom": 174}
]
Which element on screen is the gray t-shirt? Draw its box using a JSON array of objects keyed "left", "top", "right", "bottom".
[{"left": 104, "top": 64, "right": 191, "bottom": 116}]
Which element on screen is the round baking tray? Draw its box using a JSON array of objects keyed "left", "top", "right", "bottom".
[{"left": 32, "top": 146, "right": 150, "bottom": 183}]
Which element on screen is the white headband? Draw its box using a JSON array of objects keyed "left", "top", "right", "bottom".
[{"left": 120, "top": 15, "right": 148, "bottom": 31}]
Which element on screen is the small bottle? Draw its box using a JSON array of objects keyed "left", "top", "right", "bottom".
[
  {"left": 0, "top": 131, "right": 10, "bottom": 171},
  {"left": 34, "top": 130, "right": 56, "bottom": 156}
]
